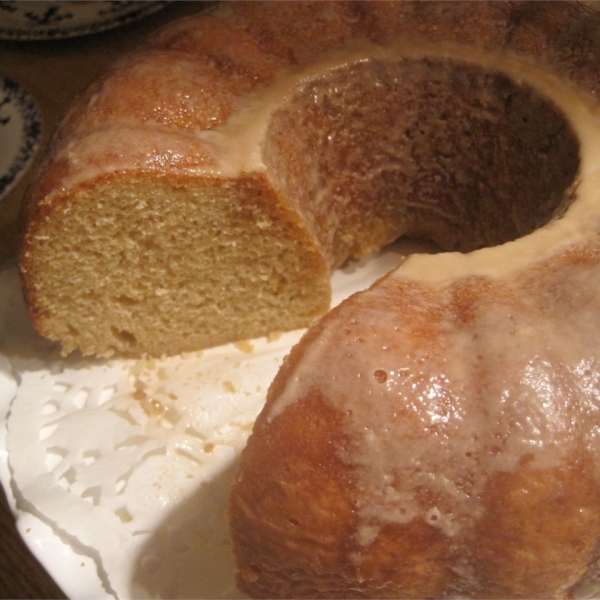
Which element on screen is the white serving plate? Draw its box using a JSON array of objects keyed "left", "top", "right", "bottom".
[
  {"left": 0, "top": 241, "right": 431, "bottom": 599},
  {"left": 0, "top": 1, "right": 169, "bottom": 41},
  {"left": 0, "top": 75, "right": 42, "bottom": 202}
]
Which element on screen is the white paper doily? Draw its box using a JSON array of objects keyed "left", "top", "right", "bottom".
[{"left": 0, "top": 242, "right": 422, "bottom": 599}]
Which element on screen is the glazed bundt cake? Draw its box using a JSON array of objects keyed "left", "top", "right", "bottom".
[{"left": 17, "top": 1, "right": 600, "bottom": 597}]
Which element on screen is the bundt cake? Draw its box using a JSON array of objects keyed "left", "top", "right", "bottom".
[{"left": 17, "top": 1, "right": 600, "bottom": 597}]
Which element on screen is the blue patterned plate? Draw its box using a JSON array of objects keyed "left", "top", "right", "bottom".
[
  {"left": 0, "top": 76, "right": 42, "bottom": 202},
  {"left": 0, "top": 1, "right": 169, "bottom": 41}
]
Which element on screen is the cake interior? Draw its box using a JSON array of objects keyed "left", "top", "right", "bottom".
[
  {"left": 264, "top": 57, "right": 580, "bottom": 268},
  {"left": 26, "top": 57, "right": 581, "bottom": 356},
  {"left": 25, "top": 173, "right": 332, "bottom": 356}
]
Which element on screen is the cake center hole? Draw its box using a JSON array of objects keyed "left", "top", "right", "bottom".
[{"left": 264, "top": 56, "right": 580, "bottom": 268}]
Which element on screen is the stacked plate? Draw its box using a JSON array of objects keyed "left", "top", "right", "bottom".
[
  {"left": 0, "top": 75, "right": 42, "bottom": 203},
  {"left": 0, "top": 1, "right": 169, "bottom": 41}
]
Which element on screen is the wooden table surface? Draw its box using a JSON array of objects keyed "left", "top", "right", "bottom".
[{"left": 0, "top": 3, "right": 208, "bottom": 597}]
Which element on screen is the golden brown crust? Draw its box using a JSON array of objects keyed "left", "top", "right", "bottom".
[
  {"left": 231, "top": 393, "right": 358, "bottom": 598},
  {"left": 233, "top": 352, "right": 600, "bottom": 597}
]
